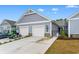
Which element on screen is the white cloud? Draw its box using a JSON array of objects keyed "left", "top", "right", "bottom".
[
  {"left": 52, "top": 8, "right": 59, "bottom": 15},
  {"left": 66, "top": 5, "right": 79, "bottom": 8},
  {"left": 37, "top": 8, "right": 44, "bottom": 12},
  {"left": 52, "top": 8, "right": 59, "bottom": 11}
]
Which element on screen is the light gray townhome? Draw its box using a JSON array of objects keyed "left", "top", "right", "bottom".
[
  {"left": 68, "top": 11, "right": 79, "bottom": 38},
  {"left": 0, "top": 19, "right": 16, "bottom": 34},
  {"left": 0, "top": 25, "right": 2, "bottom": 33},
  {"left": 16, "top": 9, "right": 59, "bottom": 37}
]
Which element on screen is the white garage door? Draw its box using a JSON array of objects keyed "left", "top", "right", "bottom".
[
  {"left": 32, "top": 25, "right": 45, "bottom": 37},
  {"left": 19, "top": 26, "right": 29, "bottom": 36}
]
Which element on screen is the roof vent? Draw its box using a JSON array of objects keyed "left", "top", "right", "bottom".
[{"left": 24, "top": 9, "right": 35, "bottom": 15}]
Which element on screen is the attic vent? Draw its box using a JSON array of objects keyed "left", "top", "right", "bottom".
[{"left": 26, "top": 9, "right": 35, "bottom": 14}]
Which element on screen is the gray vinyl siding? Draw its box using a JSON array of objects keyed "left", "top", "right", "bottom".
[
  {"left": 69, "top": 12, "right": 79, "bottom": 38},
  {"left": 18, "top": 13, "right": 49, "bottom": 23},
  {"left": 70, "top": 19, "right": 79, "bottom": 34},
  {"left": 52, "top": 24, "right": 59, "bottom": 36}
]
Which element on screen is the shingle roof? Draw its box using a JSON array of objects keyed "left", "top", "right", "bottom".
[
  {"left": 51, "top": 20, "right": 59, "bottom": 27},
  {"left": 54, "top": 20, "right": 67, "bottom": 27},
  {"left": 17, "top": 9, "right": 50, "bottom": 23},
  {"left": 4, "top": 19, "right": 16, "bottom": 26},
  {"left": 68, "top": 11, "right": 79, "bottom": 19},
  {"left": 71, "top": 12, "right": 79, "bottom": 18}
]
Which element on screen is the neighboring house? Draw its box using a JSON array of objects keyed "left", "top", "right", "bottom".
[
  {"left": 54, "top": 19, "right": 68, "bottom": 34},
  {"left": 68, "top": 12, "right": 79, "bottom": 38},
  {"left": 0, "top": 25, "right": 2, "bottom": 33},
  {"left": 16, "top": 9, "right": 59, "bottom": 37},
  {"left": 0, "top": 19, "right": 16, "bottom": 34}
]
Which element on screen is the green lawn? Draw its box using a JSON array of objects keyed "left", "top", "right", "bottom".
[{"left": 45, "top": 39, "right": 79, "bottom": 54}]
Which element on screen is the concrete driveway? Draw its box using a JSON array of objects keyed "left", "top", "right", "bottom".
[{"left": 0, "top": 36, "right": 58, "bottom": 54}]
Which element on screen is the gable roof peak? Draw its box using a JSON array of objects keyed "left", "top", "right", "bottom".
[
  {"left": 24, "top": 9, "right": 36, "bottom": 15},
  {"left": 68, "top": 11, "right": 79, "bottom": 19},
  {"left": 2, "top": 19, "right": 16, "bottom": 26}
]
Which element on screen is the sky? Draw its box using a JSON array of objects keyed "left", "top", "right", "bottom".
[{"left": 0, "top": 5, "right": 79, "bottom": 23}]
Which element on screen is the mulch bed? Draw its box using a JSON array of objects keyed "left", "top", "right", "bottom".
[{"left": 58, "top": 36, "right": 79, "bottom": 40}]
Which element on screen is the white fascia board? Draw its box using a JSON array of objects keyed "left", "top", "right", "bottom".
[
  {"left": 70, "top": 18, "right": 79, "bottom": 20},
  {"left": 17, "top": 21, "right": 51, "bottom": 25},
  {"left": 67, "top": 11, "right": 79, "bottom": 19}
]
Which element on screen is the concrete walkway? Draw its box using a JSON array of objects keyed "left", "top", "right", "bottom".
[{"left": 0, "top": 36, "right": 58, "bottom": 54}]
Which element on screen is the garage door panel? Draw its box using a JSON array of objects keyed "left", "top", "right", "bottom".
[
  {"left": 32, "top": 25, "right": 45, "bottom": 37},
  {"left": 19, "top": 26, "right": 29, "bottom": 36}
]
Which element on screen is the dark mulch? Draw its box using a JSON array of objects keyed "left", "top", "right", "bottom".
[{"left": 58, "top": 36, "right": 79, "bottom": 40}]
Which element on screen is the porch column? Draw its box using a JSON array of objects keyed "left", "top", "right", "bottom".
[
  {"left": 68, "top": 19, "right": 71, "bottom": 38},
  {"left": 50, "top": 22, "right": 52, "bottom": 36}
]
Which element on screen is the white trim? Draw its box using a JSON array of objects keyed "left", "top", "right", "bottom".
[
  {"left": 50, "top": 22, "right": 52, "bottom": 36},
  {"left": 17, "top": 21, "right": 51, "bottom": 25},
  {"left": 68, "top": 11, "right": 79, "bottom": 19},
  {"left": 69, "top": 18, "right": 79, "bottom": 20},
  {"left": 68, "top": 19, "right": 70, "bottom": 38}
]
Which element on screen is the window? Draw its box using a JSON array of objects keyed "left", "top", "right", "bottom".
[{"left": 46, "top": 25, "right": 49, "bottom": 32}]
